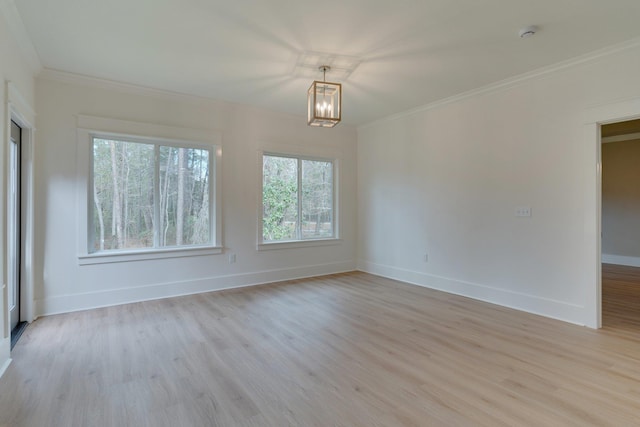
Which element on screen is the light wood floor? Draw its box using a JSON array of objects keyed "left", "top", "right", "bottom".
[
  {"left": 2, "top": 271, "right": 640, "bottom": 426},
  {"left": 602, "top": 263, "right": 640, "bottom": 332}
]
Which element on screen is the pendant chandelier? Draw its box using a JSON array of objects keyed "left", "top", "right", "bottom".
[{"left": 307, "top": 65, "right": 341, "bottom": 128}]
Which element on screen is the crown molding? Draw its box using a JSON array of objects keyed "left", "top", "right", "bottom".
[
  {"left": 0, "top": 0, "right": 42, "bottom": 72},
  {"left": 359, "top": 36, "right": 640, "bottom": 130},
  {"left": 8, "top": 81, "right": 36, "bottom": 122},
  {"left": 37, "top": 68, "right": 229, "bottom": 107},
  {"left": 38, "top": 68, "right": 359, "bottom": 130}
]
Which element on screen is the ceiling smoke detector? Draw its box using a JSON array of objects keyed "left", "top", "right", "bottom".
[{"left": 519, "top": 25, "right": 538, "bottom": 38}]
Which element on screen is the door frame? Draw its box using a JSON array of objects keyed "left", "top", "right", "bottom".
[
  {"left": 9, "top": 120, "right": 22, "bottom": 332},
  {"left": 5, "top": 82, "right": 35, "bottom": 335},
  {"left": 584, "top": 96, "right": 640, "bottom": 329}
]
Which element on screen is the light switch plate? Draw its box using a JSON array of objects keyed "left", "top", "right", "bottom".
[{"left": 515, "top": 207, "right": 532, "bottom": 217}]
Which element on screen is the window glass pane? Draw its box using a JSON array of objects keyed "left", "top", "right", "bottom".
[
  {"left": 92, "top": 138, "right": 154, "bottom": 251},
  {"left": 263, "top": 155, "right": 298, "bottom": 241},
  {"left": 302, "top": 160, "right": 333, "bottom": 238},
  {"left": 92, "top": 137, "right": 212, "bottom": 253},
  {"left": 159, "top": 146, "right": 210, "bottom": 247}
]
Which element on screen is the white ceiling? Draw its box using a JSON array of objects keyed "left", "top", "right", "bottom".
[{"left": 13, "top": 0, "right": 640, "bottom": 125}]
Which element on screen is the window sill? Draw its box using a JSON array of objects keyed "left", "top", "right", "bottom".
[
  {"left": 78, "top": 246, "right": 223, "bottom": 265},
  {"left": 257, "top": 238, "right": 342, "bottom": 251}
]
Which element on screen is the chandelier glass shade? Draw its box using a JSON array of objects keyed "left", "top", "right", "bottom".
[{"left": 307, "top": 66, "right": 341, "bottom": 128}]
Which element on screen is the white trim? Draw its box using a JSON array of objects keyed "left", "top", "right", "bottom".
[
  {"left": 360, "top": 36, "right": 640, "bottom": 130},
  {"left": 602, "top": 254, "right": 640, "bottom": 268},
  {"left": 39, "top": 70, "right": 328, "bottom": 129},
  {"left": 78, "top": 245, "right": 223, "bottom": 265},
  {"left": 36, "top": 260, "right": 356, "bottom": 316},
  {"left": 213, "top": 146, "right": 223, "bottom": 249},
  {"left": 76, "top": 115, "right": 218, "bottom": 144},
  {"left": 8, "top": 83, "right": 35, "bottom": 123},
  {"left": 0, "top": 1, "right": 42, "bottom": 72},
  {"left": 6, "top": 82, "right": 36, "bottom": 329},
  {"left": 0, "top": 82, "right": 29, "bottom": 373},
  {"left": 40, "top": 68, "right": 229, "bottom": 108},
  {"left": 358, "top": 260, "right": 588, "bottom": 327},
  {"left": 601, "top": 132, "right": 640, "bottom": 144},
  {"left": 257, "top": 140, "right": 343, "bottom": 159},
  {"left": 258, "top": 146, "right": 340, "bottom": 247},
  {"left": 76, "top": 116, "right": 223, "bottom": 260},
  {"left": 583, "top": 96, "right": 640, "bottom": 329},
  {"left": 583, "top": 122, "right": 602, "bottom": 330},
  {"left": 258, "top": 238, "right": 342, "bottom": 251}
]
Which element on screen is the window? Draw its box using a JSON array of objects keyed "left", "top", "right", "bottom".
[
  {"left": 261, "top": 153, "right": 335, "bottom": 244},
  {"left": 90, "top": 135, "right": 215, "bottom": 253}
]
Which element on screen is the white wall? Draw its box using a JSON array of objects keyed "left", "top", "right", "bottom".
[
  {"left": 357, "top": 42, "right": 640, "bottom": 327},
  {"left": 602, "top": 139, "right": 640, "bottom": 267},
  {"left": 34, "top": 75, "right": 357, "bottom": 316},
  {"left": 0, "top": 5, "right": 37, "bottom": 375}
]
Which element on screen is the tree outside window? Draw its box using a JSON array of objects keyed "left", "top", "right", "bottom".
[
  {"left": 262, "top": 154, "right": 334, "bottom": 242},
  {"left": 91, "top": 137, "right": 212, "bottom": 252}
]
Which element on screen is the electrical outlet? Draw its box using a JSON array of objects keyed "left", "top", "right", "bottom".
[
  {"left": 423, "top": 253, "right": 428, "bottom": 262},
  {"left": 229, "top": 254, "right": 236, "bottom": 264},
  {"left": 515, "top": 207, "right": 532, "bottom": 217}
]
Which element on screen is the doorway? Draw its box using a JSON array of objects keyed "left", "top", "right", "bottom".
[
  {"left": 9, "top": 120, "right": 26, "bottom": 348},
  {"left": 600, "top": 118, "right": 640, "bottom": 330}
]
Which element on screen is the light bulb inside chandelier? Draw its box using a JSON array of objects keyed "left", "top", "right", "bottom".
[
  {"left": 316, "top": 100, "right": 332, "bottom": 115},
  {"left": 307, "top": 65, "right": 341, "bottom": 128}
]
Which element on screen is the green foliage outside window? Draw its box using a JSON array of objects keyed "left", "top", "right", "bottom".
[{"left": 262, "top": 154, "right": 333, "bottom": 242}]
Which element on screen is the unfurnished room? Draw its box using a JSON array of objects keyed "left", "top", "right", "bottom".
[{"left": 2, "top": 1, "right": 640, "bottom": 425}]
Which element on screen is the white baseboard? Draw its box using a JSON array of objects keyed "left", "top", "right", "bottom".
[
  {"left": 36, "top": 260, "right": 356, "bottom": 316},
  {"left": 357, "top": 260, "right": 588, "bottom": 327},
  {"left": 602, "top": 254, "right": 640, "bottom": 268},
  {"left": 0, "top": 337, "right": 11, "bottom": 379}
]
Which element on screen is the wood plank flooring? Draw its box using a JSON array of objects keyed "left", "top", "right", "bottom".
[
  {"left": 2, "top": 271, "right": 640, "bottom": 426},
  {"left": 602, "top": 263, "right": 640, "bottom": 331}
]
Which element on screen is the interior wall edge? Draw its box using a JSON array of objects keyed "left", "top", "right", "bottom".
[
  {"left": 36, "top": 260, "right": 357, "bottom": 317},
  {"left": 357, "top": 259, "right": 589, "bottom": 328}
]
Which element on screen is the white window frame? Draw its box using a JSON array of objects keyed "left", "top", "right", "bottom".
[
  {"left": 76, "top": 116, "right": 222, "bottom": 264},
  {"left": 258, "top": 150, "right": 340, "bottom": 251}
]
